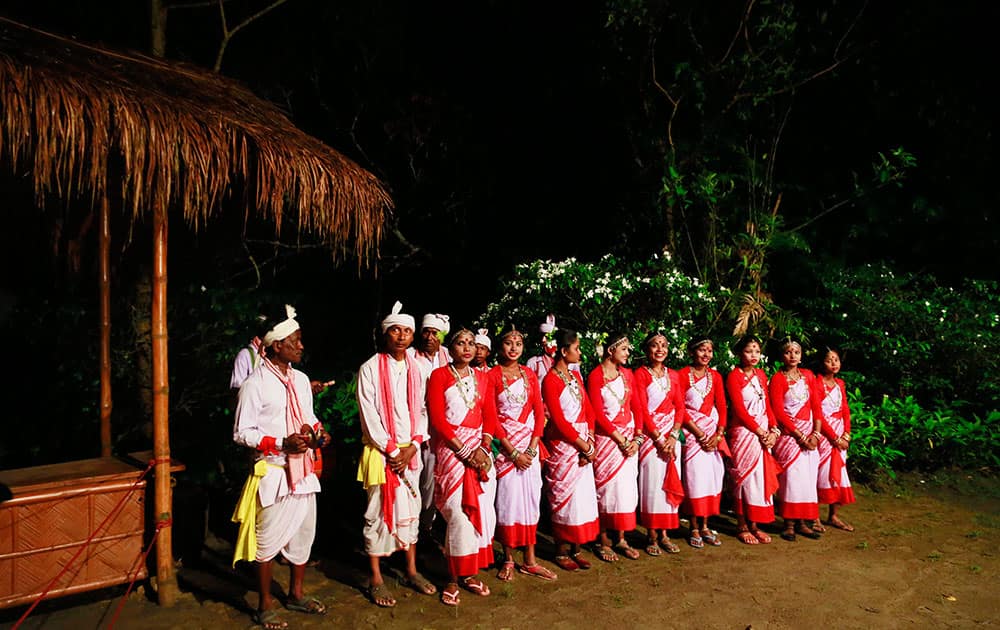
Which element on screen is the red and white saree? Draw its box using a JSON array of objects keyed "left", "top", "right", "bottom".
[
  {"left": 489, "top": 365, "right": 546, "bottom": 547},
  {"left": 634, "top": 367, "right": 686, "bottom": 529},
  {"left": 541, "top": 367, "right": 600, "bottom": 544},
  {"left": 427, "top": 366, "right": 498, "bottom": 577}
]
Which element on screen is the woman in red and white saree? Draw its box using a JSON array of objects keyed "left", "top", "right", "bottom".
[
  {"left": 768, "top": 338, "right": 827, "bottom": 542},
  {"left": 541, "top": 329, "right": 600, "bottom": 572},
  {"left": 427, "top": 329, "right": 499, "bottom": 606},
  {"left": 812, "top": 347, "right": 856, "bottom": 532},
  {"left": 678, "top": 336, "right": 728, "bottom": 548},
  {"left": 633, "top": 331, "right": 686, "bottom": 556},
  {"left": 586, "top": 332, "right": 645, "bottom": 562},
  {"left": 725, "top": 335, "right": 780, "bottom": 545},
  {"left": 489, "top": 326, "right": 557, "bottom": 582}
]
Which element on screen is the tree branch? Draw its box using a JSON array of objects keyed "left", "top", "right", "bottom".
[
  {"left": 213, "top": 0, "right": 291, "bottom": 72},
  {"left": 717, "top": 0, "right": 756, "bottom": 67},
  {"left": 650, "top": 35, "right": 681, "bottom": 151}
]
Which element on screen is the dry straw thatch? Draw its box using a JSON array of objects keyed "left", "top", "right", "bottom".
[{"left": 0, "top": 17, "right": 389, "bottom": 264}]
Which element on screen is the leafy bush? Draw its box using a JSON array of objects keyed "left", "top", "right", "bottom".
[
  {"left": 796, "top": 263, "right": 1000, "bottom": 415},
  {"left": 478, "top": 253, "right": 729, "bottom": 371},
  {"left": 313, "top": 371, "right": 362, "bottom": 477},
  {"left": 847, "top": 388, "right": 1000, "bottom": 480}
]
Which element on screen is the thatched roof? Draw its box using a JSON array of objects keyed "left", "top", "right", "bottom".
[{"left": 0, "top": 17, "right": 389, "bottom": 264}]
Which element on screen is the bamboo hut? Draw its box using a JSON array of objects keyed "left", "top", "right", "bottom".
[{"left": 0, "top": 17, "right": 390, "bottom": 609}]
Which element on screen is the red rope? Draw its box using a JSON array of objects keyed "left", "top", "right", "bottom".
[
  {"left": 12, "top": 461, "right": 154, "bottom": 630},
  {"left": 107, "top": 515, "right": 170, "bottom": 629}
]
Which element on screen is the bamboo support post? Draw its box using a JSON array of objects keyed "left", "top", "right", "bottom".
[{"left": 152, "top": 204, "right": 177, "bottom": 606}]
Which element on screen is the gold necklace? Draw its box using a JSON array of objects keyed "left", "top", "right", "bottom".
[
  {"left": 787, "top": 376, "right": 809, "bottom": 403},
  {"left": 744, "top": 369, "right": 764, "bottom": 401},
  {"left": 555, "top": 367, "right": 582, "bottom": 401},
  {"left": 602, "top": 371, "right": 629, "bottom": 408},
  {"left": 647, "top": 366, "right": 671, "bottom": 394},
  {"left": 501, "top": 365, "right": 528, "bottom": 405},
  {"left": 449, "top": 365, "right": 478, "bottom": 410}
]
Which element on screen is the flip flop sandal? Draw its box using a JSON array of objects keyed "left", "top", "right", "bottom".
[
  {"left": 796, "top": 526, "right": 822, "bottom": 540},
  {"left": 440, "top": 585, "right": 461, "bottom": 607},
  {"left": 750, "top": 528, "right": 772, "bottom": 544},
  {"left": 645, "top": 541, "right": 662, "bottom": 556},
  {"left": 367, "top": 583, "right": 397, "bottom": 608},
  {"left": 826, "top": 518, "right": 855, "bottom": 532},
  {"left": 570, "top": 552, "right": 592, "bottom": 570},
  {"left": 286, "top": 597, "right": 326, "bottom": 615},
  {"left": 595, "top": 544, "right": 619, "bottom": 562},
  {"left": 497, "top": 560, "right": 516, "bottom": 581},
  {"left": 614, "top": 542, "right": 641, "bottom": 560},
  {"left": 737, "top": 529, "right": 758, "bottom": 545},
  {"left": 812, "top": 521, "right": 828, "bottom": 533},
  {"left": 518, "top": 563, "right": 558, "bottom": 581},
  {"left": 462, "top": 576, "right": 491, "bottom": 596},
  {"left": 553, "top": 555, "right": 579, "bottom": 572},
  {"left": 402, "top": 572, "right": 437, "bottom": 595},
  {"left": 780, "top": 530, "right": 797, "bottom": 542},
  {"left": 253, "top": 609, "right": 288, "bottom": 630},
  {"left": 701, "top": 529, "right": 723, "bottom": 546},
  {"left": 688, "top": 534, "right": 704, "bottom": 549},
  {"left": 659, "top": 538, "right": 681, "bottom": 554}
]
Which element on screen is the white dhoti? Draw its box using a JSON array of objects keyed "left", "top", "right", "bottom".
[
  {"left": 363, "top": 461, "right": 423, "bottom": 556},
  {"left": 255, "top": 492, "right": 316, "bottom": 564}
]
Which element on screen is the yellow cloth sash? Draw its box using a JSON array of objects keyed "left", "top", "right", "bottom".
[
  {"left": 356, "top": 442, "right": 412, "bottom": 489},
  {"left": 231, "top": 460, "right": 283, "bottom": 567}
]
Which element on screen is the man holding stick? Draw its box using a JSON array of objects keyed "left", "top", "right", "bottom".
[{"left": 356, "top": 301, "right": 437, "bottom": 607}]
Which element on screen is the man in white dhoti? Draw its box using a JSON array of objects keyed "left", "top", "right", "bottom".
[
  {"left": 408, "top": 312, "right": 451, "bottom": 540},
  {"left": 357, "top": 302, "right": 437, "bottom": 607},
  {"left": 232, "top": 305, "right": 328, "bottom": 629}
]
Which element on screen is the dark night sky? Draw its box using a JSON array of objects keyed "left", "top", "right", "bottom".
[{"left": 1, "top": 0, "right": 997, "bottom": 368}]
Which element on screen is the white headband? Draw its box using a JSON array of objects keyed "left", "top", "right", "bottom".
[
  {"left": 475, "top": 328, "right": 491, "bottom": 350},
  {"left": 262, "top": 304, "right": 300, "bottom": 346},
  {"left": 421, "top": 313, "right": 450, "bottom": 334},
  {"left": 381, "top": 300, "right": 415, "bottom": 333}
]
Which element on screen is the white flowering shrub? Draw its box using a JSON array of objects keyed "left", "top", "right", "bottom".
[
  {"left": 796, "top": 263, "right": 1000, "bottom": 411},
  {"left": 478, "top": 252, "right": 730, "bottom": 372}
]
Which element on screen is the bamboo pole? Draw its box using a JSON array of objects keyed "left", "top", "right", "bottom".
[
  {"left": 99, "top": 196, "right": 112, "bottom": 457},
  {"left": 152, "top": 203, "right": 177, "bottom": 606}
]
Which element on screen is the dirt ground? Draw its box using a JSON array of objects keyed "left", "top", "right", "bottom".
[{"left": 4, "top": 470, "right": 998, "bottom": 630}]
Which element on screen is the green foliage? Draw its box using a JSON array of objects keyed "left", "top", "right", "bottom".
[
  {"left": 313, "top": 371, "right": 363, "bottom": 477},
  {"left": 847, "top": 389, "right": 1000, "bottom": 480},
  {"left": 479, "top": 253, "right": 735, "bottom": 372},
  {"left": 796, "top": 263, "right": 1000, "bottom": 411}
]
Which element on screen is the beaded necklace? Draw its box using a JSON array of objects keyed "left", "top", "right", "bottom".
[
  {"left": 554, "top": 367, "right": 582, "bottom": 401},
  {"left": 646, "top": 366, "right": 671, "bottom": 394},
  {"left": 602, "top": 370, "right": 629, "bottom": 408},
  {"left": 449, "top": 364, "right": 479, "bottom": 410},
  {"left": 823, "top": 376, "right": 838, "bottom": 395},
  {"left": 688, "top": 368, "right": 712, "bottom": 398},
  {"left": 744, "top": 369, "right": 764, "bottom": 401},
  {"left": 786, "top": 373, "right": 810, "bottom": 404},
  {"left": 501, "top": 365, "right": 529, "bottom": 405},
  {"left": 785, "top": 367, "right": 802, "bottom": 384}
]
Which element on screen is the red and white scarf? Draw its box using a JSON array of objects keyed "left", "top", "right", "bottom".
[
  {"left": 263, "top": 359, "right": 314, "bottom": 491},
  {"left": 376, "top": 352, "right": 423, "bottom": 532}
]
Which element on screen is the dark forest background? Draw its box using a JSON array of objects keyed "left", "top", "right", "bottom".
[{"left": 1, "top": 1, "right": 997, "bottom": 487}]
